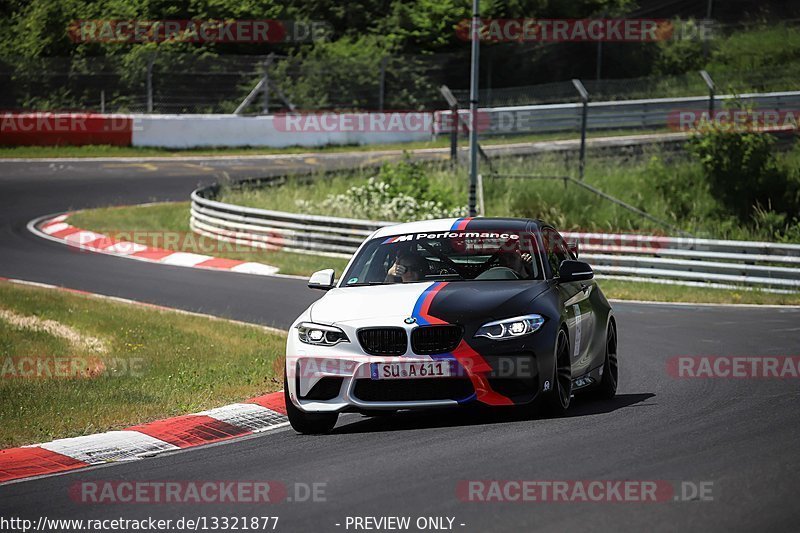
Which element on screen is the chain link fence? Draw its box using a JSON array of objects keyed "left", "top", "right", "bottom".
[{"left": 2, "top": 49, "right": 799, "bottom": 114}]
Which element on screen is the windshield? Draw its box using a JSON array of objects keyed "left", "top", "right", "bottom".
[{"left": 342, "top": 230, "right": 544, "bottom": 286}]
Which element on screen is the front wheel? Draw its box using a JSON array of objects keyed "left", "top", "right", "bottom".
[
  {"left": 284, "top": 372, "right": 338, "bottom": 434},
  {"left": 594, "top": 322, "right": 618, "bottom": 400},
  {"left": 542, "top": 328, "right": 572, "bottom": 416}
]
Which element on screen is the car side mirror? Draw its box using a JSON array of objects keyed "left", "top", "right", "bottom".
[
  {"left": 308, "top": 269, "right": 335, "bottom": 290},
  {"left": 568, "top": 240, "right": 579, "bottom": 258},
  {"left": 558, "top": 260, "right": 593, "bottom": 283}
]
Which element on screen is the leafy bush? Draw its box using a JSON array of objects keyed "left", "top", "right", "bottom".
[
  {"left": 688, "top": 127, "right": 797, "bottom": 222},
  {"left": 653, "top": 19, "right": 708, "bottom": 76}
]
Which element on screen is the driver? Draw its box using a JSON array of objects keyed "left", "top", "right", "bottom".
[
  {"left": 385, "top": 251, "right": 426, "bottom": 283},
  {"left": 497, "top": 248, "right": 533, "bottom": 279}
]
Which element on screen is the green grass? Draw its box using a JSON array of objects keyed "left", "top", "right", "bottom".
[
  {"left": 600, "top": 279, "right": 800, "bottom": 306},
  {"left": 0, "top": 128, "right": 671, "bottom": 159},
  {"left": 68, "top": 202, "right": 350, "bottom": 277},
  {"left": 0, "top": 280, "right": 287, "bottom": 448}
]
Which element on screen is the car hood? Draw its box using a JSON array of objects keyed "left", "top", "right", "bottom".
[{"left": 310, "top": 280, "right": 552, "bottom": 326}]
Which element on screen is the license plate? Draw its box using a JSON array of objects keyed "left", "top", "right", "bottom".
[{"left": 370, "top": 361, "right": 452, "bottom": 380}]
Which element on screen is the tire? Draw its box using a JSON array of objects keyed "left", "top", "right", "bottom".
[
  {"left": 284, "top": 371, "right": 338, "bottom": 434},
  {"left": 595, "top": 322, "right": 618, "bottom": 400},
  {"left": 542, "top": 328, "right": 572, "bottom": 416}
]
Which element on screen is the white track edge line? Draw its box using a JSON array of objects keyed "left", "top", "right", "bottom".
[{"left": 2, "top": 277, "right": 289, "bottom": 335}]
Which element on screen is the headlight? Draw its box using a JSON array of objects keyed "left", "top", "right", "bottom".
[
  {"left": 474, "top": 314, "right": 545, "bottom": 340},
  {"left": 297, "top": 322, "right": 349, "bottom": 346}
]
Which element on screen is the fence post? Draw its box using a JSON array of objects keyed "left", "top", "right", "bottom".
[
  {"left": 263, "top": 54, "right": 274, "bottom": 115},
  {"left": 700, "top": 70, "right": 715, "bottom": 116},
  {"left": 146, "top": 55, "right": 154, "bottom": 113},
  {"left": 703, "top": 0, "right": 714, "bottom": 58},
  {"left": 378, "top": 56, "right": 388, "bottom": 112},
  {"left": 449, "top": 104, "right": 459, "bottom": 164},
  {"left": 572, "top": 79, "right": 590, "bottom": 181},
  {"left": 467, "top": 0, "right": 481, "bottom": 217},
  {"left": 100, "top": 90, "right": 105, "bottom": 114},
  {"left": 440, "top": 85, "right": 460, "bottom": 165}
]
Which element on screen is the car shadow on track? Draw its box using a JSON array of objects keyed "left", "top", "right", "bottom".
[{"left": 332, "top": 393, "right": 656, "bottom": 434}]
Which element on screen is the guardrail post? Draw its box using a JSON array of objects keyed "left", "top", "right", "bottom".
[
  {"left": 572, "top": 79, "right": 590, "bottom": 180},
  {"left": 700, "top": 70, "right": 715, "bottom": 116}
]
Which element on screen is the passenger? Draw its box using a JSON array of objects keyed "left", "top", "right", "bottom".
[{"left": 385, "top": 251, "right": 426, "bottom": 283}]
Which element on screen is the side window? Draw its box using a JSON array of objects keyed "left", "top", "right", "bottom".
[{"left": 544, "top": 229, "right": 570, "bottom": 278}]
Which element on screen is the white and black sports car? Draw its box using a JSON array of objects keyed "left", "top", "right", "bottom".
[{"left": 284, "top": 217, "right": 618, "bottom": 433}]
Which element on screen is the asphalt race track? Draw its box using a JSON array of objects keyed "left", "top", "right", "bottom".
[{"left": 1, "top": 157, "right": 799, "bottom": 532}]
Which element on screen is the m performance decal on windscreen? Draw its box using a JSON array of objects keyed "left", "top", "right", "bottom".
[{"left": 382, "top": 231, "right": 522, "bottom": 244}]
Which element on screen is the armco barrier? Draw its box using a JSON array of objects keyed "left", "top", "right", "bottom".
[
  {"left": 5, "top": 89, "right": 799, "bottom": 148},
  {"left": 434, "top": 90, "right": 800, "bottom": 136},
  {"left": 191, "top": 184, "right": 800, "bottom": 291}
]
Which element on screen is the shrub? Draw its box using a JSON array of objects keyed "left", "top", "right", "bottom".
[
  {"left": 295, "top": 159, "right": 467, "bottom": 222},
  {"left": 688, "top": 126, "right": 794, "bottom": 222}
]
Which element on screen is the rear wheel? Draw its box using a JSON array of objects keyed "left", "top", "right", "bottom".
[
  {"left": 595, "top": 322, "right": 618, "bottom": 400},
  {"left": 542, "top": 328, "right": 572, "bottom": 416},
  {"left": 284, "top": 371, "right": 338, "bottom": 434}
]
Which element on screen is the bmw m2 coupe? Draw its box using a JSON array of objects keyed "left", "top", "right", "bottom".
[{"left": 284, "top": 217, "right": 618, "bottom": 433}]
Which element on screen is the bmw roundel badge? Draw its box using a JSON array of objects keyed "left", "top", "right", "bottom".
[{"left": 404, "top": 317, "right": 417, "bottom": 324}]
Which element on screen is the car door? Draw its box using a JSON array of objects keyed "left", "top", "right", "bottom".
[{"left": 544, "top": 228, "right": 596, "bottom": 377}]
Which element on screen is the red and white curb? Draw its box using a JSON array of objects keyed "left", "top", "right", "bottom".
[
  {"left": 30, "top": 213, "right": 280, "bottom": 276},
  {"left": 0, "top": 391, "right": 287, "bottom": 485}
]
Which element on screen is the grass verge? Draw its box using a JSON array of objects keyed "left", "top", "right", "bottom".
[
  {"left": 600, "top": 279, "right": 800, "bottom": 306},
  {"left": 0, "top": 279, "right": 286, "bottom": 448},
  {"left": 68, "top": 202, "right": 800, "bottom": 305}
]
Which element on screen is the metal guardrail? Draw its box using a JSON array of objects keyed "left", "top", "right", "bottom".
[
  {"left": 191, "top": 184, "right": 800, "bottom": 291},
  {"left": 434, "top": 90, "right": 800, "bottom": 136}
]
